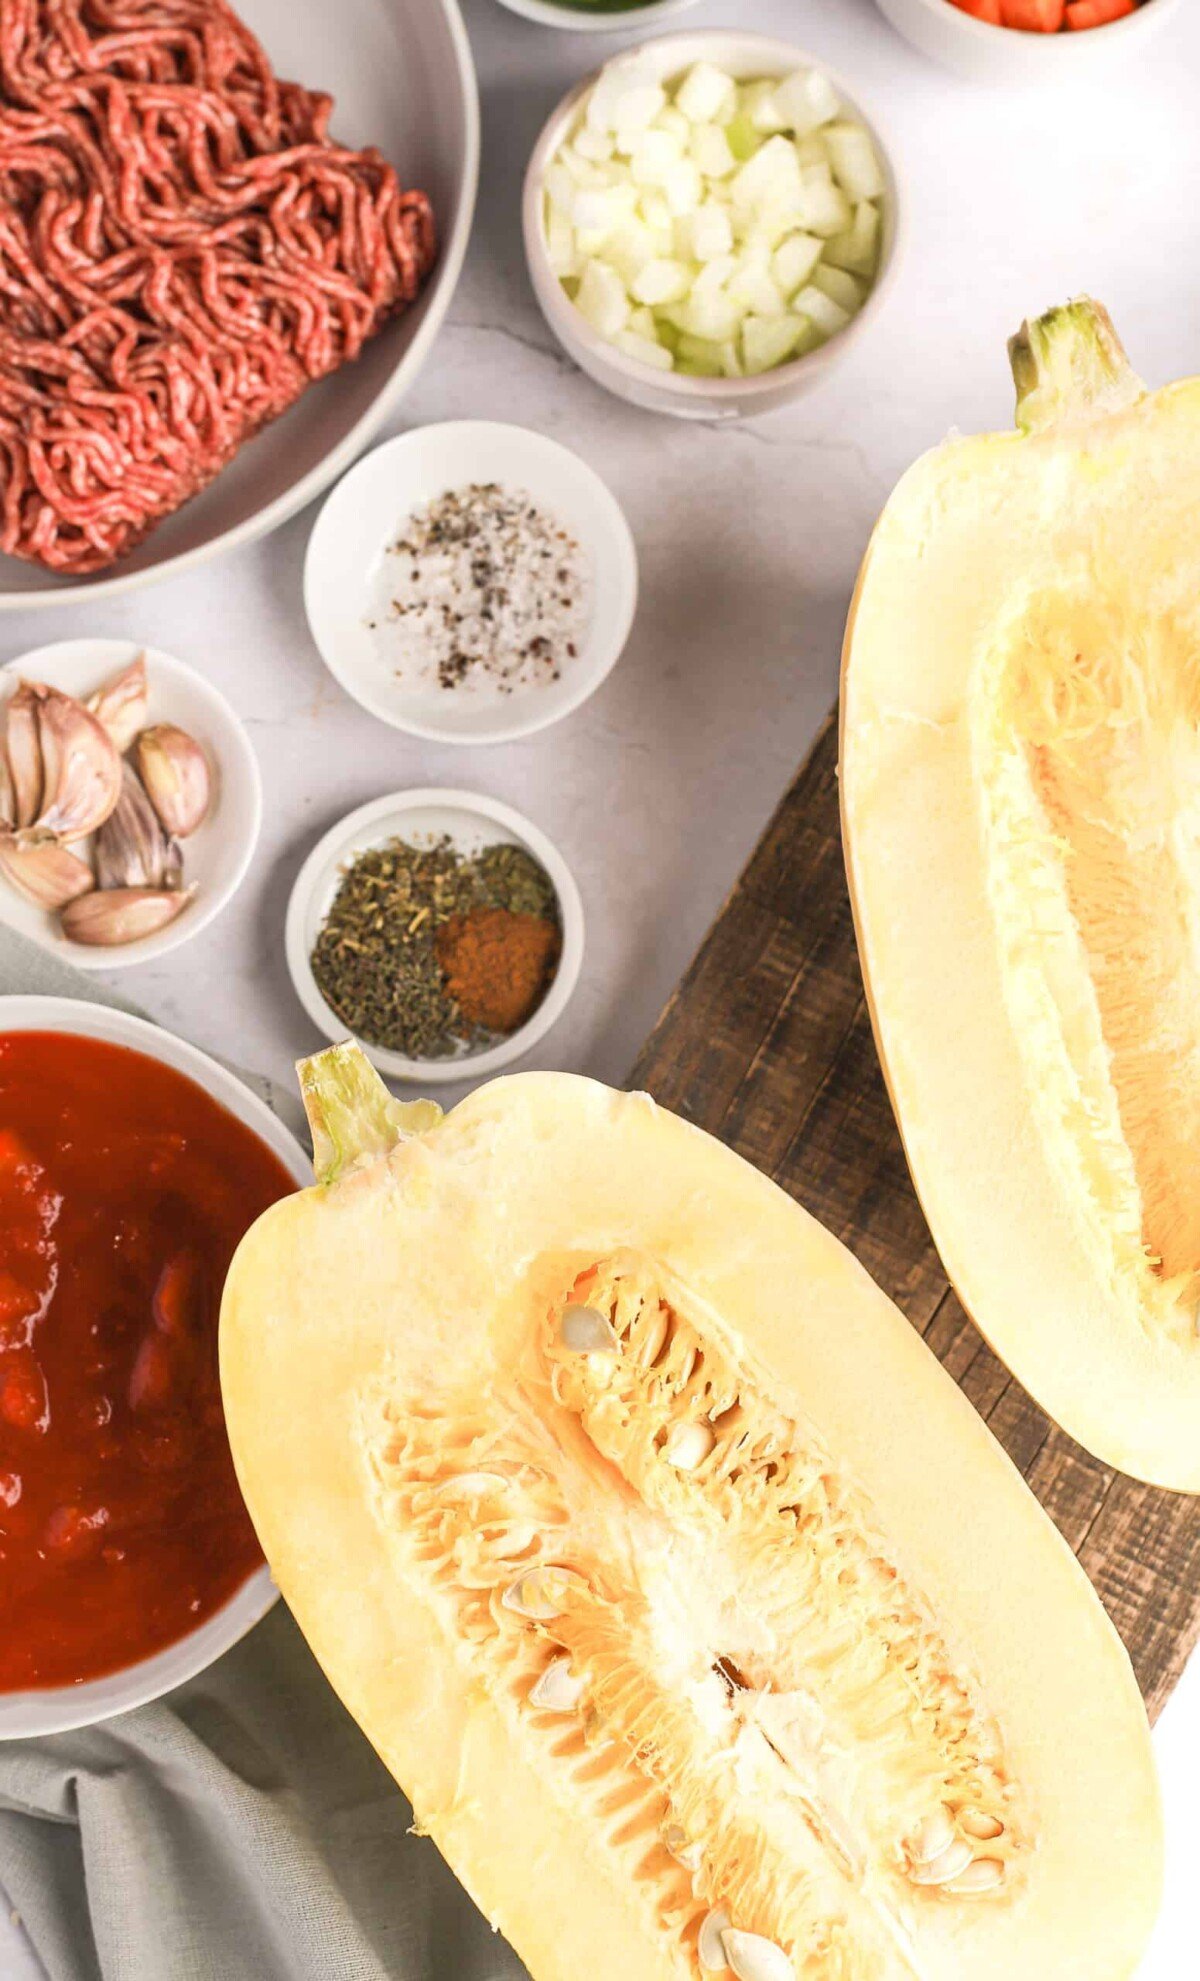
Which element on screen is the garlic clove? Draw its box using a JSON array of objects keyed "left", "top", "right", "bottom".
[
  {"left": 86, "top": 653, "right": 148, "bottom": 754},
  {"left": 29, "top": 684, "right": 121, "bottom": 844},
  {"left": 6, "top": 684, "right": 43, "bottom": 829},
  {"left": 94, "top": 763, "right": 174, "bottom": 891},
  {"left": 0, "top": 835, "right": 94, "bottom": 910},
  {"left": 134, "top": 724, "right": 211, "bottom": 839},
  {"left": 60, "top": 885, "right": 194, "bottom": 947}
]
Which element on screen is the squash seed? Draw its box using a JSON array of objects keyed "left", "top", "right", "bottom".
[
  {"left": 560, "top": 1304, "right": 618, "bottom": 1355},
  {"left": 501, "top": 1565, "right": 587, "bottom": 1620},
  {"left": 908, "top": 1837, "right": 974, "bottom": 1887},
  {"left": 698, "top": 1908, "right": 733, "bottom": 1971},
  {"left": 663, "top": 1822, "right": 703, "bottom": 1873},
  {"left": 908, "top": 1805, "right": 957, "bottom": 1866},
  {"left": 722, "top": 1929, "right": 795, "bottom": 1981},
  {"left": 959, "top": 1808, "right": 1005, "bottom": 1842},
  {"left": 528, "top": 1656, "right": 587, "bottom": 1713},
  {"left": 635, "top": 1303, "right": 668, "bottom": 1367},
  {"left": 437, "top": 1472, "right": 508, "bottom": 1500},
  {"left": 944, "top": 1857, "right": 1005, "bottom": 1897},
  {"left": 664, "top": 1422, "right": 715, "bottom": 1471}
]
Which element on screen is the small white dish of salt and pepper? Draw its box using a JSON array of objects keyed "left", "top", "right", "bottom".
[{"left": 303, "top": 420, "right": 638, "bottom": 746}]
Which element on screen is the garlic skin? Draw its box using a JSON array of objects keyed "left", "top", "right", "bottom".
[
  {"left": 134, "top": 724, "right": 211, "bottom": 839},
  {"left": 6, "top": 684, "right": 43, "bottom": 829},
  {"left": 87, "top": 654, "right": 149, "bottom": 754},
  {"left": 0, "top": 836, "right": 94, "bottom": 910},
  {"left": 30, "top": 684, "right": 121, "bottom": 843},
  {"left": 60, "top": 886, "right": 195, "bottom": 947},
  {"left": 94, "top": 763, "right": 178, "bottom": 891}
]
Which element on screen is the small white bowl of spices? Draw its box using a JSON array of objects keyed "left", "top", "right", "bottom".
[
  {"left": 285, "top": 788, "right": 584, "bottom": 1083},
  {"left": 303, "top": 421, "right": 638, "bottom": 746}
]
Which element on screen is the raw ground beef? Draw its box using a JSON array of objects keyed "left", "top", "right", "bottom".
[{"left": 0, "top": 0, "right": 436, "bottom": 575}]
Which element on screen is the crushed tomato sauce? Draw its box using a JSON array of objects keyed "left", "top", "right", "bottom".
[{"left": 0, "top": 1030, "right": 295, "bottom": 1691}]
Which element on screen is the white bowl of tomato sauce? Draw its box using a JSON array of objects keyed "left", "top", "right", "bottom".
[{"left": 0, "top": 997, "right": 309, "bottom": 1738}]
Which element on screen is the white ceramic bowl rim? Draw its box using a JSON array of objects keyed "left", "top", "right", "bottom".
[
  {"left": 285, "top": 787, "right": 584, "bottom": 1083},
  {"left": 887, "top": 0, "right": 1173, "bottom": 43},
  {"left": 523, "top": 30, "right": 904, "bottom": 406},
  {"left": 495, "top": 0, "right": 698, "bottom": 33},
  {"left": 0, "top": 0, "right": 480, "bottom": 611},
  {"left": 0, "top": 995, "right": 310, "bottom": 1739},
  {"left": 302, "top": 419, "right": 638, "bottom": 745}
]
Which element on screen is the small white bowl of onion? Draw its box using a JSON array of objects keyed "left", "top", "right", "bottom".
[{"left": 523, "top": 33, "right": 902, "bottom": 419}]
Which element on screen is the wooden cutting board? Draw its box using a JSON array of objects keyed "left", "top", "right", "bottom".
[{"left": 630, "top": 711, "right": 1200, "bottom": 1721}]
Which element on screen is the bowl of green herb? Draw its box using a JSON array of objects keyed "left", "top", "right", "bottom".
[
  {"left": 493, "top": 0, "right": 700, "bottom": 33},
  {"left": 285, "top": 789, "right": 584, "bottom": 1083}
]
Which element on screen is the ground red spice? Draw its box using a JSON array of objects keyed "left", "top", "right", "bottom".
[{"left": 437, "top": 907, "right": 560, "bottom": 1035}]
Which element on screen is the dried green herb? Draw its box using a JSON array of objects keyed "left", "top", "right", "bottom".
[
  {"left": 471, "top": 842, "right": 558, "bottom": 920},
  {"left": 310, "top": 835, "right": 559, "bottom": 1059}
]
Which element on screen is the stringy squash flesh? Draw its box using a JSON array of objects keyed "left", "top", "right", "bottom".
[
  {"left": 219, "top": 1045, "right": 1160, "bottom": 1981},
  {"left": 841, "top": 299, "right": 1200, "bottom": 1489}
]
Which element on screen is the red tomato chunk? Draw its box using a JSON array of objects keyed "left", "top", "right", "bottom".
[{"left": 947, "top": 0, "right": 1138, "bottom": 23}]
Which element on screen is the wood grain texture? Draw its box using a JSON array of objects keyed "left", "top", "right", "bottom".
[{"left": 629, "top": 711, "right": 1200, "bottom": 1721}]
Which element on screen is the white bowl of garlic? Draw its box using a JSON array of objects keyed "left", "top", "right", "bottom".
[
  {"left": 523, "top": 33, "right": 903, "bottom": 419},
  {"left": 0, "top": 639, "right": 261, "bottom": 968}
]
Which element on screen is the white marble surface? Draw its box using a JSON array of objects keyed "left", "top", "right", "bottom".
[{"left": 4, "top": 0, "right": 1200, "bottom": 1973}]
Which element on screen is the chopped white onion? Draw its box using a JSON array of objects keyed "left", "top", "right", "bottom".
[
  {"left": 824, "top": 122, "right": 885, "bottom": 203},
  {"left": 773, "top": 66, "right": 840, "bottom": 137},
  {"left": 675, "top": 60, "right": 737, "bottom": 126},
  {"left": 631, "top": 258, "right": 692, "bottom": 306},
  {"left": 771, "top": 231, "right": 823, "bottom": 299},
  {"left": 576, "top": 260, "right": 629, "bottom": 339},
  {"left": 824, "top": 200, "right": 880, "bottom": 276},
  {"left": 793, "top": 282, "right": 851, "bottom": 339},
  {"left": 812, "top": 263, "right": 865, "bottom": 314},
  {"left": 543, "top": 55, "right": 886, "bottom": 383}
]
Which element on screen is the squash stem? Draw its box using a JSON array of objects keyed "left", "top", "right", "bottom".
[
  {"left": 1009, "top": 298, "right": 1144, "bottom": 436},
  {"left": 297, "top": 1041, "right": 441, "bottom": 1186}
]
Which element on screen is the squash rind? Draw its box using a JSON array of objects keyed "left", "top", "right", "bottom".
[{"left": 841, "top": 300, "right": 1200, "bottom": 1491}]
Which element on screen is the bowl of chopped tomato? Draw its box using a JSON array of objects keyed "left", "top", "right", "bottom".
[
  {"left": 0, "top": 998, "right": 310, "bottom": 1736},
  {"left": 875, "top": 0, "right": 1177, "bottom": 79}
]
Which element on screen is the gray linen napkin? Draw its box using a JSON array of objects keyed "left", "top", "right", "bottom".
[{"left": 0, "top": 929, "right": 526, "bottom": 1981}]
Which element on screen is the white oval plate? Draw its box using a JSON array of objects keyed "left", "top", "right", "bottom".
[
  {"left": 286, "top": 788, "right": 584, "bottom": 1082},
  {"left": 0, "top": 995, "right": 310, "bottom": 1739},
  {"left": 0, "top": 640, "right": 262, "bottom": 970},
  {"left": 0, "top": 0, "right": 479, "bottom": 609},
  {"left": 303, "top": 421, "right": 638, "bottom": 745}
]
